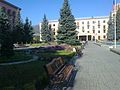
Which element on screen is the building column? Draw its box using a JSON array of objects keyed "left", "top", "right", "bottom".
[{"left": 86, "top": 35, "right": 88, "bottom": 41}]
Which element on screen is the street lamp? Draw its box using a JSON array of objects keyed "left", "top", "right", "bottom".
[
  {"left": 95, "top": 33, "right": 97, "bottom": 43},
  {"left": 114, "top": 0, "right": 117, "bottom": 48}
]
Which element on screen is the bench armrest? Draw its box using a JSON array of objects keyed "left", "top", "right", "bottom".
[{"left": 51, "top": 73, "right": 64, "bottom": 83}]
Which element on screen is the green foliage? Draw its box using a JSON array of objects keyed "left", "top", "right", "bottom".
[
  {"left": 0, "top": 60, "right": 48, "bottom": 89},
  {"left": 13, "top": 13, "right": 24, "bottom": 44},
  {"left": 0, "top": 8, "right": 14, "bottom": 57},
  {"left": 13, "top": 15, "right": 33, "bottom": 44},
  {"left": 37, "top": 50, "right": 75, "bottom": 62},
  {"left": 0, "top": 51, "right": 32, "bottom": 63},
  {"left": 23, "top": 17, "right": 33, "bottom": 43},
  {"left": 41, "top": 14, "right": 53, "bottom": 42},
  {"left": 107, "top": 12, "right": 114, "bottom": 41},
  {"left": 57, "top": 0, "right": 80, "bottom": 45},
  {"left": 33, "top": 36, "right": 40, "bottom": 43},
  {"left": 116, "top": 8, "right": 120, "bottom": 40}
]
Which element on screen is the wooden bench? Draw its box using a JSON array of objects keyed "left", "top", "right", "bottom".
[
  {"left": 45, "top": 57, "right": 77, "bottom": 89},
  {"left": 75, "top": 47, "right": 83, "bottom": 57}
]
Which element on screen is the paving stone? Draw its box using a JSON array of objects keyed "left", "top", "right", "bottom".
[{"left": 72, "top": 42, "right": 120, "bottom": 90}]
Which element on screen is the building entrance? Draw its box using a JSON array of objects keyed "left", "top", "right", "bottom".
[
  {"left": 88, "top": 35, "right": 91, "bottom": 41},
  {"left": 79, "top": 36, "right": 86, "bottom": 41},
  {"left": 79, "top": 35, "right": 92, "bottom": 41}
]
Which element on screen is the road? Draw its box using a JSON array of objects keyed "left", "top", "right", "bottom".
[{"left": 72, "top": 42, "right": 120, "bottom": 90}]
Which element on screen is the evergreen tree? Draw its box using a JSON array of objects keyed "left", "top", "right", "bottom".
[
  {"left": 48, "top": 24, "right": 54, "bottom": 42},
  {"left": 41, "top": 15, "right": 52, "bottom": 42},
  {"left": 107, "top": 12, "right": 114, "bottom": 41},
  {"left": 116, "top": 8, "right": 120, "bottom": 40},
  {"left": 13, "top": 13, "right": 24, "bottom": 44},
  {"left": 0, "top": 8, "right": 14, "bottom": 57},
  {"left": 57, "top": 0, "right": 79, "bottom": 45},
  {"left": 23, "top": 17, "right": 33, "bottom": 43}
]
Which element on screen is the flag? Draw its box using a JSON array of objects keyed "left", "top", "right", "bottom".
[{"left": 112, "top": 0, "right": 115, "bottom": 11}]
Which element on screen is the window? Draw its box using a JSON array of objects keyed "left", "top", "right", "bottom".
[
  {"left": 103, "top": 20, "right": 105, "bottom": 23},
  {"left": 77, "top": 22, "right": 79, "bottom": 26},
  {"left": 87, "top": 25, "right": 90, "bottom": 29},
  {"left": 82, "top": 27, "right": 84, "bottom": 32},
  {"left": 12, "top": 11, "right": 16, "bottom": 16},
  {"left": 7, "top": 9, "right": 11, "bottom": 15},
  {"left": 98, "top": 30, "right": 100, "bottom": 33},
  {"left": 49, "top": 24, "right": 51, "bottom": 28},
  {"left": 76, "top": 36, "right": 78, "bottom": 39},
  {"left": 53, "top": 28, "right": 55, "bottom": 31},
  {"left": 87, "top": 21, "right": 89, "bottom": 24},
  {"left": 82, "top": 22, "right": 84, "bottom": 24},
  {"left": 76, "top": 22, "right": 79, "bottom": 29},
  {"left": 82, "top": 27, "right": 84, "bottom": 30},
  {"left": 98, "top": 20, "right": 100, "bottom": 23},
  {"left": 82, "top": 30, "right": 85, "bottom": 32},
  {"left": 98, "top": 36, "right": 100, "bottom": 40},
  {"left": 93, "top": 26, "right": 95, "bottom": 29},
  {"left": 53, "top": 32, "right": 55, "bottom": 35},
  {"left": 103, "top": 35, "right": 106, "bottom": 38},
  {"left": 103, "top": 25, "right": 106, "bottom": 29},
  {"left": 103, "top": 30, "right": 106, "bottom": 33},
  {"left": 93, "top": 21, "right": 95, "bottom": 24},
  {"left": 93, "top": 30, "right": 95, "bottom": 33},
  {"left": 98, "top": 25, "right": 100, "bottom": 28},
  {"left": 87, "top": 31, "right": 89, "bottom": 33},
  {"left": 2, "top": 7, "right": 6, "bottom": 12},
  {"left": 113, "top": 14, "right": 115, "bottom": 16},
  {"left": 76, "top": 26, "right": 79, "bottom": 29},
  {"left": 53, "top": 24, "right": 55, "bottom": 26}
]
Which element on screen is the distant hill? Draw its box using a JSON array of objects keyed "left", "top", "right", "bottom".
[{"left": 33, "top": 25, "right": 40, "bottom": 36}]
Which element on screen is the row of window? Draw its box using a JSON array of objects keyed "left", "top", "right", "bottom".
[
  {"left": 98, "top": 35, "right": 106, "bottom": 40},
  {"left": 2, "top": 6, "right": 16, "bottom": 16},
  {"left": 50, "top": 20, "right": 106, "bottom": 27},
  {"left": 80, "top": 25, "right": 106, "bottom": 30},
  {"left": 82, "top": 29, "right": 106, "bottom": 33},
  {"left": 77, "top": 20, "right": 106, "bottom": 25}
]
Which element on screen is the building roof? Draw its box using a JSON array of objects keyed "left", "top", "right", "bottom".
[
  {"left": 75, "top": 16, "right": 109, "bottom": 20},
  {"left": 0, "top": 0, "right": 21, "bottom": 10},
  {"left": 45, "top": 16, "right": 109, "bottom": 23}
]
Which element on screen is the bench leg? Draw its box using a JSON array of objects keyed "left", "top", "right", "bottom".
[{"left": 67, "top": 69, "right": 78, "bottom": 87}]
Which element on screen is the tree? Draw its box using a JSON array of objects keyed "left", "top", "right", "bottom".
[
  {"left": 13, "top": 12, "right": 24, "bottom": 44},
  {"left": 41, "top": 14, "right": 52, "bottom": 42},
  {"left": 107, "top": 12, "right": 114, "bottom": 41},
  {"left": 23, "top": 17, "right": 33, "bottom": 43},
  {"left": 116, "top": 8, "right": 120, "bottom": 40},
  {"left": 48, "top": 24, "right": 54, "bottom": 42},
  {"left": 13, "top": 16, "right": 33, "bottom": 44},
  {"left": 57, "top": 0, "right": 80, "bottom": 45},
  {"left": 0, "top": 8, "right": 14, "bottom": 57}
]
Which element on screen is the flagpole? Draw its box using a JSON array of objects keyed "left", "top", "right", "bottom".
[{"left": 114, "top": 0, "right": 117, "bottom": 48}]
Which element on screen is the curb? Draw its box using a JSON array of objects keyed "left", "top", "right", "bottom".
[{"left": 110, "top": 48, "right": 120, "bottom": 55}]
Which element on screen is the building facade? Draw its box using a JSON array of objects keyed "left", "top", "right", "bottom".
[
  {"left": 39, "top": 16, "right": 109, "bottom": 41},
  {"left": 0, "top": 0, "right": 21, "bottom": 26},
  {"left": 39, "top": 2, "right": 120, "bottom": 41}
]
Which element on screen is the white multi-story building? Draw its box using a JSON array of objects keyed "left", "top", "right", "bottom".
[
  {"left": 39, "top": 16, "right": 109, "bottom": 41},
  {"left": 39, "top": 3, "right": 120, "bottom": 41}
]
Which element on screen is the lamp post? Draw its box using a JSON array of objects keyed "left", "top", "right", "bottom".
[
  {"left": 114, "top": 0, "right": 117, "bottom": 48},
  {"left": 95, "top": 33, "right": 97, "bottom": 43}
]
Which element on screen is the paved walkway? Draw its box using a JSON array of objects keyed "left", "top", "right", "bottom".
[{"left": 72, "top": 42, "right": 120, "bottom": 90}]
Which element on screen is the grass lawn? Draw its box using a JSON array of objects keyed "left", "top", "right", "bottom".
[
  {"left": 37, "top": 50, "right": 75, "bottom": 62},
  {"left": 0, "top": 51, "right": 32, "bottom": 63},
  {"left": 31, "top": 42, "right": 58, "bottom": 47},
  {"left": 0, "top": 60, "right": 48, "bottom": 89}
]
